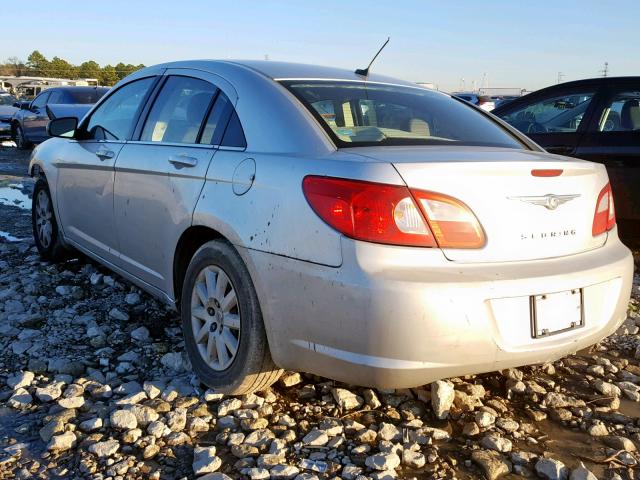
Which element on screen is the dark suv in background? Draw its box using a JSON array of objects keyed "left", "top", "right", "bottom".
[{"left": 493, "top": 77, "right": 640, "bottom": 241}]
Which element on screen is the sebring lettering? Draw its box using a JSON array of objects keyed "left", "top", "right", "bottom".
[{"left": 521, "top": 229, "right": 576, "bottom": 240}]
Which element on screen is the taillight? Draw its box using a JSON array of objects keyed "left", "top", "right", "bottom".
[
  {"left": 592, "top": 182, "right": 616, "bottom": 236},
  {"left": 412, "top": 191, "right": 486, "bottom": 248},
  {"left": 302, "top": 176, "right": 485, "bottom": 249},
  {"left": 302, "top": 176, "right": 436, "bottom": 247}
]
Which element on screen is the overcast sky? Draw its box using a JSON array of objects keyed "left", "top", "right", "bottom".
[{"left": 2, "top": 0, "right": 638, "bottom": 92}]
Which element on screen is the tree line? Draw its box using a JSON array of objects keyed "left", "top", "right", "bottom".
[{"left": 0, "top": 51, "right": 145, "bottom": 86}]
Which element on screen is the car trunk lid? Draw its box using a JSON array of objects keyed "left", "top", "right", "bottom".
[{"left": 349, "top": 146, "right": 610, "bottom": 263}]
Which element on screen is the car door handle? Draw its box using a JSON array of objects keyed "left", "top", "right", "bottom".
[
  {"left": 95, "top": 149, "right": 115, "bottom": 160},
  {"left": 168, "top": 155, "right": 198, "bottom": 168}
]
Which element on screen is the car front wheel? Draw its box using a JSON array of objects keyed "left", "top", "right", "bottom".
[
  {"left": 181, "top": 239, "right": 282, "bottom": 394},
  {"left": 32, "top": 179, "right": 70, "bottom": 261}
]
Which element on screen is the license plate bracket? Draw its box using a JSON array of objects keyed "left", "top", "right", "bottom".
[{"left": 530, "top": 289, "right": 584, "bottom": 338}]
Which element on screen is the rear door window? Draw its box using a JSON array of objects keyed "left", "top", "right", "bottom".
[
  {"left": 141, "top": 76, "right": 217, "bottom": 144},
  {"left": 597, "top": 91, "right": 640, "bottom": 132}
]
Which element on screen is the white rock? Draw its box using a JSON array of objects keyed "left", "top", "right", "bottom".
[
  {"left": 36, "top": 383, "right": 63, "bottom": 402},
  {"left": 569, "top": 464, "right": 598, "bottom": 480},
  {"left": 58, "top": 396, "right": 85, "bottom": 409},
  {"left": 160, "top": 352, "right": 183, "bottom": 371},
  {"left": 110, "top": 409, "right": 138, "bottom": 430},
  {"left": 481, "top": 433, "right": 513, "bottom": 452},
  {"left": 592, "top": 379, "right": 621, "bottom": 397},
  {"left": 204, "top": 389, "right": 224, "bottom": 402},
  {"left": 193, "top": 446, "right": 222, "bottom": 475},
  {"left": 7, "top": 371, "right": 34, "bottom": 390},
  {"left": 431, "top": 380, "right": 455, "bottom": 419},
  {"left": 80, "top": 418, "right": 103, "bottom": 432},
  {"left": 143, "top": 380, "right": 164, "bottom": 399},
  {"left": 378, "top": 422, "right": 402, "bottom": 442},
  {"left": 108, "top": 307, "right": 129, "bottom": 321},
  {"left": 365, "top": 453, "right": 401, "bottom": 471},
  {"left": 270, "top": 465, "right": 300, "bottom": 478},
  {"left": 535, "top": 457, "right": 569, "bottom": 480},
  {"left": 402, "top": 449, "right": 426, "bottom": 468},
  {"left": 89, "top": 439, "right": 120, "bottom": 457},
  {"left": 475, "top": 411, "right": 496, "bottom": 428},
  {"left": 8, "top": 388, "right": 32, "bottom": 409},
  {"left": 47, "top": 431, "right": 77, "bottom": 451},
  {"left": 130, "top": 326, "right": 150, "bottom": 342},
  {"left": 331, "top": 388, "right": 363, "bottom": 410},
  {"left": 218, "top": 398, "right": 242, "bottom": 416},
  {"left": 302, "top": 429, "right": 329, "bottom": 446},
  {"left": 280, "top": 371, "right": 303, "bottom": 387},
  {"left": 125, "top": 292, "right": 141, "bottom": 305}
]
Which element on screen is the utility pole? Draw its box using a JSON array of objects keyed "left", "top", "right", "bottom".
[
  {"left": 557, "top": 72, "right": 564, "bottom": 84},
  {"left": 600, "top": 62, "right": 609, "bottom": 77}
]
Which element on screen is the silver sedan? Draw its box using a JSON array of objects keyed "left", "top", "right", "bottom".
[{"left": 30, "top": 60, "right": 633, "bottom": 393}]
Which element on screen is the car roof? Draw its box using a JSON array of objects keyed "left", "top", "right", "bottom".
[
  {"left": 148, "top": 59, "right": 421, "bottom": 88},
  {"left": 48, "top": 86, "right": 110, "bottom": 92}
]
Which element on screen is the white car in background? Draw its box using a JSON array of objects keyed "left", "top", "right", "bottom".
[
  {"left": 452, "top": 92, "right": 496, "bottom": 111},
  {"left": 29, "top": 60, "right": 633, "bottom": 393}
]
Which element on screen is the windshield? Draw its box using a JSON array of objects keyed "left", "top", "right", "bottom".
[
  {"left": 281, "top": 81, "right": 524, "bottom": 148},
  {"left": 68, "top": 88, "right": 108, "bottom": 104},
  {"left": 0, "top": 95, "right": 17, "bottom": 106}
]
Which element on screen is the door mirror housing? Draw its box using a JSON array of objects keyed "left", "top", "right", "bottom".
[
  {"left": 20, "top": 102, "right": 31, "bottom": 110},
  {"left": 47, "top": 117, "right": 78, "bottom": 138}
]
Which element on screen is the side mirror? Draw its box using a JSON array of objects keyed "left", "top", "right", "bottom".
[
  {"left": 47, "top": 117, "right": 78, "bottom": 138},
  {"left": 20, "top": 102, "right": 31, "bottom": 110}
]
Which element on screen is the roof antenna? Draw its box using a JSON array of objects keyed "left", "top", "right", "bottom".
[{"left": 355, "top": 37, "right": 390, "bottom": 77}]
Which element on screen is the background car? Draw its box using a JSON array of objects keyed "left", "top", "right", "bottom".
[
  {"left": 12, "top": 86, "right": 109, "bottom": 149},
  {"left": 0, "top": 91, "right": 19, "bottom": 139},
  {"left": 452, "top": 92, "right": 495, "bottom": 111},
  {"left": 492, "top": 77, "right": 640, "bottom": 242},
  {"left": 30, "top": 61, "right": 632, "bottom": 394}
]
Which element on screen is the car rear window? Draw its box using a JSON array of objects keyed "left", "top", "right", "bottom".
[
  {"left": 280, "top": 81, "right": 523, "bottom": 148},
  {"left": 67, "top": 89, "right": 108, "bottom": 104}
]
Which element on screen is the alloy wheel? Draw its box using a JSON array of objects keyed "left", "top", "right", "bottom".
[
  {"left": 35, "top": 190, "right": 53, "bottom": 249},
  {"left": 190, "top": 265, "right": 241, "bottom": 371}
]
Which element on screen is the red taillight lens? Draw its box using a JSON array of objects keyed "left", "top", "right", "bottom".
[
  {"left": 592, "top": 182, "right": 616, "bottom": 236},
  {"left": 302, "top": 176, "right": 486, "bottom": 249},
  {"left": 302, "top": 176, "right": 436, "bottom": 247}
]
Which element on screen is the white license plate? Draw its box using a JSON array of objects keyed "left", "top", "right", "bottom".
[{"left": 531, "top": 289, "right": 583, "bottom": 338}]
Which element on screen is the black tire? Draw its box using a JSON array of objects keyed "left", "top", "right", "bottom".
[
  {"left": 32, "top": 179, "right": 70, "bottom": 262},
  {"left": 14, "top": 124, "right": 31, "bottom": 150},
  {"left": 181, "top": 239, "right": 282, "bottom": 394}
]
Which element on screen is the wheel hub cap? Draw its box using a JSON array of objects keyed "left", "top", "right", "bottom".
[
  {"left": 35, "top": 190, "right": 53, "bottom": 249},
  {"left": 190, "top": 265, "right": 241, "bottom": 371}
]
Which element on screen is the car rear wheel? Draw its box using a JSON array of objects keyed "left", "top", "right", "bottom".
[
  {"left": 181, "top": 239, "right": 282, "bottom": 394},
  {"left": 32, "top": 179, "right": 70, "bottom": 262},
  {"left": 14, "top": 125, "right": 31, "bottom": 150}
]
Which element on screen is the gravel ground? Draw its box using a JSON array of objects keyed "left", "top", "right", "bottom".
[{"left": 1, "top": 144, "right": 639, "bottom": 480}]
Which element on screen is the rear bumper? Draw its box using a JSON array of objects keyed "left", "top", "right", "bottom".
[{"left": 240, "top": 232, "right": 633, "bottom": 388}]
